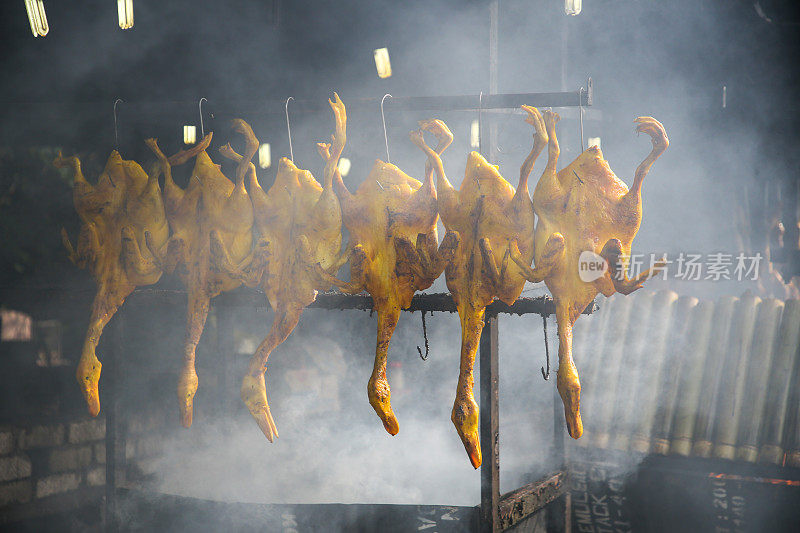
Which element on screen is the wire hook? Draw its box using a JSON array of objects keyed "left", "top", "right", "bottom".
[
  {"left": 285, "top": 96, "right": 295, "bottom": 162},
  {"left": 113, "top": 99, "right": 123, "bottom": 151},
  {"left": 578, "top": 87, "right": 585, "bottom": 152},
  {"left": 199, "top": 97, "right": 208, "bottom": 138},
  {"left": 416, "top": 311, "right": 430, "bottom": 361},
  {"left": 380, "top": 93, "right": 392, "bottom": 163},
  {"left": 477, "top": 91, "right": 484, "bottom": 156},
  {"left": 541, "top": 314, "right": 551, "bottom": 380}
]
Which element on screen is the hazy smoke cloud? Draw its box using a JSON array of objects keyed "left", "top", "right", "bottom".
[{"left": 4, "top": 0, "right": 797, "bottom": 521}]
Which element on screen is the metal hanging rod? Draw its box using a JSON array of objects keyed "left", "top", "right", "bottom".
[
  {"left": 223, "top": 86, "right": 592, "bottom": 113},
  {"left": 23, "top": 83, "right": 592, "bottom": 118}
]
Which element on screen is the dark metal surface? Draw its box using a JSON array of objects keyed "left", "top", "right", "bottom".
[
  {"left": 0, "top": 286, "right": 596, "bottom": 318},
  {"left": 3, "top": 88, "right": 593, "bottom": 128},
  {"left": 116, "top": 488, "right": 478, "bottom": 532},
  {"left": 479, "top": 312, "right": 500, "bottom": 533},
  {"left": 546, "top": 387, "right": 567, "bottom": 533},
  {"left": 498, "top": 471, "right": 568, "bottom": 530},
  {"left": 105, "top": 314, "right": 124, "bottom": 533},
  {"left": 216, "top": 290, "right": 596, "bottom": 317},
  {"left": 277, "top": 91, "right": 592, "bottom": 114}
]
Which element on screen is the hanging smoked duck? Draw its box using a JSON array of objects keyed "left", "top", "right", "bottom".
[
  {"left": 516, "top": 110, "right": 668, "bottom": 440},
  {"left": 221, "top": 95, "right": 350, "bottom": 442},
  {"left": 56, "top": 148, "right": 169, "bottom": 417},
  {"left": 146, "top": 131, "right": 263, "bottom": 427},
  {"left": 318, "top": 118, "right": 455, "bottom": 436},
  {"left": 414, "top": 107, "right": 555, "bottom": 468}
]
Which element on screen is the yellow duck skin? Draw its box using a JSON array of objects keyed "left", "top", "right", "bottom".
[
  {"left": 224, "top": 95, "right": 349, "bottom": 442},
  {"left": 318, "top": 119, "right": 455, "bottom": 437},
  {"left": 521, "top": 110, "right": 669, "bottom": 440},
  {"left": 415, "top": 107, "right": 556, "bottom": 468},
  {"left": 56, "top": 148, "right": 169, "bottom": 417},
  {"left": 147, "top": 131, "right": 261, "bottom": 428}
]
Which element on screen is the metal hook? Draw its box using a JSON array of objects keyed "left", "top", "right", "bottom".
[
  {"left": 285, "top": 96, "right": 295, "bottom": 162},
  {"left": 541, "top": 314, "right": 551, "bottom": 380},
  {"left": 477, "top": 91, "right": 484, "bottom": 155},
  {"left": 199, "top": 97, "right": 208, "bottom": 138},
  {"left": 380, "top": 94, "right": 392, "bottom": 163},
  {"left": 578, "top": 87, "right": 585, "bottom": 151},
  {"left": 416, "top": 311, "right": 430, "bottom": 361},
  {"left": 113, "top": 99, "right": 123, "bottom": 151}
]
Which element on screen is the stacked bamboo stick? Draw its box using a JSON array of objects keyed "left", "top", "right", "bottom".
[{"left": 572, "top": 291, "right": 800, "bottom": 467}]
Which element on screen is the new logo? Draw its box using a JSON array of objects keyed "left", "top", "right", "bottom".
[{"left": 578, "top": 251, "right": 607, "bottom": 282}]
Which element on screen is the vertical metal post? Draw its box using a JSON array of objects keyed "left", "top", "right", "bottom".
[
  {"left": 781, "top": 174, "right": 800, "bottom": 281},
  {"left": 546, "top": 385, "right": 567, "bottom": 532},
  {"left": 216, "top": 306, "right": 235, "bottom": 417},
  {"left": 104, "top": 312, "right": 124, "bottom": 533},
  {"left": 479, "top": 312, "right": 500, "bottom": 533},
  {"left": 488, "top": 0, "right": 500, "bottom": 162},
  {"left": 481, "top": 5, "right": 501, "bottom": 532}
]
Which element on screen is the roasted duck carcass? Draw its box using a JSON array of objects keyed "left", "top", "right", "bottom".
[
  {"left": 319, "top": 119, "right": 456, "bottom": 436},
  {"left": 519, "top": 110, "right": 668, "bottom": 439},
  {"left": 56, "top": 148, "right": 168, "bottom": 416},
  {"left": 415, "top": 107, "right": 554, "bottom": 468},
  {"left": 146, "top": 131, "right": 263, "bottom": 427},
  {"left": 222, "top": 95, "right": 350, "bottom": 442}
]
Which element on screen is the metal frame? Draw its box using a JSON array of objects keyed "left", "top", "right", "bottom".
[
  {"left": 101, "top": 289, "right": 594, "bottom": 532},
  {"left": 1, "top": 55, "right": 594, "bottom": 529},
  {"left": 0, "top": 77, "right": 593, "bottom": 530}
]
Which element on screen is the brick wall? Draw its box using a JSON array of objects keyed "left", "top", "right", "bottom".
[
  {"left": 122, "top": 410, "right": 167, "bottom": 485},
  {"left": 0, "top": 408, "right": 171, "bottom": 527},
  {"left": 0, "top": 418, "right": 105, "bottom": 524}
]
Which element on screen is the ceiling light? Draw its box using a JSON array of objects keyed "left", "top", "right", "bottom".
[
  {"left": 338, "top": 157, "right": 351, "bottom": 177},
  {"left": 183, "top": 125, "right": 196, "bottom": 145},
  {"left": 470, "top": 120, "right": 480, "bottom": 149},
  {"left": 565, "top": 0, "right": 582, "bottom": 16},
  {"left": 118, "top": 0, "right": 134, "bottom": 30},
  {"left": 374, "top": 48, "right": 392, "bottom": 79},
  {"left": 258, "top": 143, "right": 271, "bottom": 169},
  {"left": 24, "top": 0, "right": 49, "bottom": 37}
]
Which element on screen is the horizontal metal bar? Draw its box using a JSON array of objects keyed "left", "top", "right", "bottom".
[
  {"left": 0, "top": 287, "right": 596, "bottom": 317},
  {"left": 211, "top": 90, "right": 592, "bottom": 116},
  {"left": 117, "top": 488, "right": 479, "bottom": 530},
  {"left": 4, "top": 88, "right": 591, "bottom": 119},
  {"left": 497, "top": 471, "right": 568, "bottom": 530},
  {"left": 213, "top": 290, "right": 596, "bottom": 316}
]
